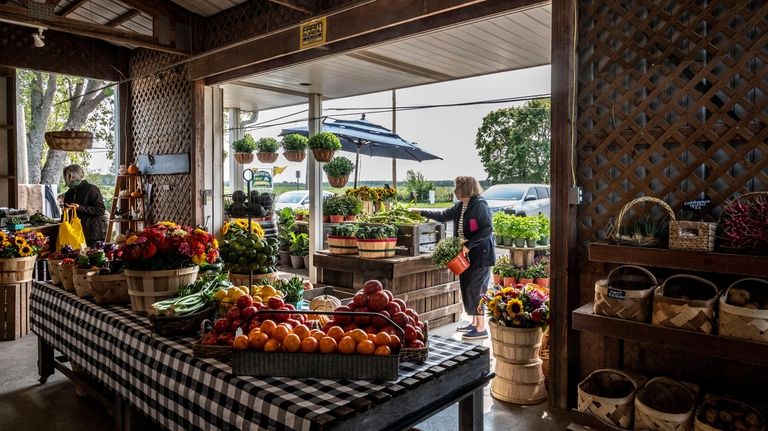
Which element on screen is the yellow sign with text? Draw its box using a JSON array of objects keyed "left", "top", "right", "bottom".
[{"left": 299, "top": 17, "right": 327, "bottom": 50}]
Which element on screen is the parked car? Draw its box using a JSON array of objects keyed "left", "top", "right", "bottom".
[
  {"left": 274, "top": 190, "right": 335, "bottom": 211},
  {"left": 482, "top": 183, "right": 551, "bottom": 218}
]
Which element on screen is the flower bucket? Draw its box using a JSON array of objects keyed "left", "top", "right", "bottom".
[
  {"left": 48, "top": 258, "right": 63, "bottom": 285},
  {"left": 283, "top": 150, "right": 306, "bottom": 162},
  {"left": 357, "top": 238, "right": 397, "bottom": 258},
  {"left": 58, "top": 262, "right": 76, "bottom": 291},
  {"left": 328, "top": 235, "right": 358, "bottom": 255},
  {"left": 256, "top": 152, "right": 279, "bottom": 163},
  {"left": 73, "top": 268, "right": 93, "bottom": 298},
  {"left": 0, "top": 256, "right": 37, "bottom": 284},
  {"left": 446, "top": 253, "right": 470, "bottom": 276},
  {"left": 124, "top": 266, "right": 199, "bottom": 316}
]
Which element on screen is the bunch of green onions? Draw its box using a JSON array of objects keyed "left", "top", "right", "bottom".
[{"left": 150, "top": 273, "right": 231, "bottom": 317}]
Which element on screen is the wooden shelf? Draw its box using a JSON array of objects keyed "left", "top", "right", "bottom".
[
  {"left": 569, "top": 410, "right": 624, "bottom": 431},
  {"left": 588, "top": 243, "right": 768, "bottom": 278},
  {"left": 497, "top": 244, "right": 550, "bottom": 251},
  {"left": 572, "top": 302, "right": 768, "bottom": 367},
  {"left": 109, "top": 219, "right": 144, "bottom": 223}
]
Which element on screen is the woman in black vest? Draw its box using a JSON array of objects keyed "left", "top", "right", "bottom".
[
  {"left": 418, "top": 176, "right": 495, "bottom": 340},
  {"left": 62, "top": 164, "right": 106, "bottom": 247}
]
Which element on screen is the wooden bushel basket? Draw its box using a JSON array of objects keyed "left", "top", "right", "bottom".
[
  {"left": 718, "top": 278, "right": 768, "bottom": 343},
  {"left": 578, "top": 369, "right": 643, "bottom": 430},
  {"left": 87, "top": 271, "right": 129, "bottom": 305},
  {"left": 594, "top": 265, "right": 658, "bottom": 322},
  {"left": 652, "top": 274, "right": 719, "bottom": 334},
  {"left": 0, "top": 256, "right": 37, "bottom": 284},
  {"left": 229, "top": 271, "right": 279, "bottom": 287},
  {"left": 44, "top": 130, "right": 93, "bottom": 151},
  {"left": 694, "top": 397, "right": 766, "bottom": 431},
  {"left": 327, "top": 235, "right": 358, "bottom": 255},
  {"left": 669, "top": 221, "right": 716, "bottom": 252},
  {"left": 489, "top": 322, "right": 542, "bottom": 364},
  {"left": 634, "top": 377, "right": 698, "bottom": 431},
  {"left": 357, "top": 238, "right": 397, "bottom": 258},
  {"left": 124, "top": 266, "right": 199, "bottom": 316}
]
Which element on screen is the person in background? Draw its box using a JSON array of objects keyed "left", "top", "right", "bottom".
[
  {"left": 62, "top": 164, "right": 106, "bottom": 247},
  {"left": 417, "top": 176, "right": 495, "bottom": 340}
]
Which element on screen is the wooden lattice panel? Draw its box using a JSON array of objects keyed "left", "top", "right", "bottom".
[
  {"left": 129, "top": 49, "right": 192, "bottom": 226},
  {"left": 576, "top": 0, "right": 768, "bottom": 247}
]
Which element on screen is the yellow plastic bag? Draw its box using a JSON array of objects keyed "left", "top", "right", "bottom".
[{"left": 57, "top": 208, "right": 87, "bottom": 250}]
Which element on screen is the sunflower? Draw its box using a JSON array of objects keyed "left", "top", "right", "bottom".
[
  {"left": 18, "top": 244, "right": 33, "bottom": 257},
  {"left": 506, "top": 298, "right": 524, "bottom": 316},
  {"left": 220, "top": 223, "right": 230, "bottom": 236},
  {"left": 14, "top": 236, "right": 26, "bottom": 246},
  {"left": 235, "top": 219, "right": 248, "bottom": 229}
]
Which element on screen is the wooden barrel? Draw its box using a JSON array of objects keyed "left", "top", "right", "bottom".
[
  {"left": 0, "top": 256, "right": 37, "bottom": 284},
  {"left": 328, "top": 235, "right": 358, "bottom": 255},
  {"left": 48, "top": 258, "right": 63, "bottom": 285},
  {"left": 229, "top": 271, "right": 279, "bottom": 287},
  {"left": 491, "top": 359, "right": 548, "bottom": 404},
  {"left": 124, "top": 266, "right": 199, "bottom": 316},
  {"left": 489, "top": 322, "right": 543, "bottom": 363},
  {"left": 58, "top": 262, "right": 76, "bottom": 291},
  {"left": 73, "top": 268, "right": 93, "bottom": 298},
  {"left": 357, "top": 238, "right": 397, "bottom": 258}
]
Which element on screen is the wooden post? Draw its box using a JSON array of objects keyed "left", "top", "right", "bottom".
[
  {"left": 392, "top": 89, "right": 397, "bottom": 189},
  {"left": 307, "top": 93, "right": 323, "bottom": 282},
  {"left": 191, "top": 79, "right": 206, "bottom": 227}
]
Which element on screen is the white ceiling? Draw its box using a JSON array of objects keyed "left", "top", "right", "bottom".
[{"left": 221, "top": 4, "right": 552, "bottom": 112}]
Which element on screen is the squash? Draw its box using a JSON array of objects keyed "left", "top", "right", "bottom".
[
  {"left": 309, "top": 294, "right": 341, "bottom": 321},
  {"left": 130, "top": 191, "right": 142, "bottom": 198},
  {"left": 127, "top": 163, "right": 139, "bottom": 175}
]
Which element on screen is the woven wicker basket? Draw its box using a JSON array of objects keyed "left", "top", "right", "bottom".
[
  {"left": 652, "top": 275, "right": 719, "bottom": 334},
  {"left": 718, "top": 278, "right": 768, "bottom": 343},
  {"left": 611, "top": 196, "right": 676, "bottom": 247},
  {"left": 73, "top": 268, "right": 93, "bottom": 298},
  {"left": 400, "top": 320, "right": 428, "bottom": 363},
  {"left": 48, "top": 258, "right": 63, "bottom": 285},
  {"left": 717, "top": 191, "right": 768, "bottom": 253},
  {"left": 87, "top": 271, "right": 129, "bottom": 305},
  {"left": 150, "top": 304, "right": 216, "bottom": 336},
  {"left": 577, "top": 369, "right": 643, "bottom": 429},
  {"left": 58, "top": 262, "right": 76, "bottom": 291},
  {"left": 192, "top": 319, "right": 232, "bottom": 361},
  {"left": 694, "top": 397, "right": 766, "bottom": 431},
  {"left": 594, "top": 265, "right": 658, "bottom": 322},
  {"left": 234, "top": 152, "right": 254, "bottom": 164},
  {"left": 327, "top": 175, "right": 349, "bottom": 188},
  {"left": 669, "top": 220, "right": 716, "bottom": 252},
  {"left": 44, "top": 130, "right": 93, "bottom": 151},
  {"left": 634, "top": 377, "right": 698, "bottom": 431}
]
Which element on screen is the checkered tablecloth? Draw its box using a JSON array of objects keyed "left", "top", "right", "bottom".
[{"left": 30, "top": 281, "right": 477, "bottom": 431}]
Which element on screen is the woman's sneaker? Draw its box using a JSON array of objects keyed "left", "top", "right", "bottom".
[
  {"left": 462, "top": 328, "right": 488, "bottom": 340},
  {"left": 456, "top": 323, "right": 475, "bottom": 333}
]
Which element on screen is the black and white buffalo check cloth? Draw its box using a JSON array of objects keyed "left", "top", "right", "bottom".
[{"left": 30, "top": 281, "right": 477, "bottom": 431}]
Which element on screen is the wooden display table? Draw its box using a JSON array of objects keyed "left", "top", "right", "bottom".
[{"left": 314, "top": 251, "right": 463, "bottom": 328}]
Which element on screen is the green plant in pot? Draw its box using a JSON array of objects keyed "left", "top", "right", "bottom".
[
  {"left": 518, "top": 266, "right": 536, "bottom": 284},
  {"left": 492, "top": 255, "right": 511, "bottom": 284},
  {"left": 535, "top": 215, "right": 550, "bottom": 245},
  {"left": 255, "top": 137, "right": 280, "bottom": 163},
  {"left": 308, "top": 131, "right": 341, "bottom": 162},
  {"left": 340, "top": 195, "right": 363, "bottom": 220},
  {"left": 508, "top": 216, "right": 527, "bottom": 248},
  {"left": 293, "top": 208, "right": 309, "bottom": 221},
  {"left": 323, "top": 195, "right": 346, "bottom": 223},
  {"left": 276, "top": 208, "right": 296, "bottom": 265},
  {"left": 323, "top": 156, "right": 355, "bottom": 188},
  {"left": 289, "top": 232, "right": 309, "bottom": 269},
  {"left": 432, "top": 237, "right": 469, "bottom": 275},
  {"left": 492, "top": 212, "right": 507, "bottom": 245},
  {"left": 281, "top": 133, "right": 308, "bottom": 163},
  {"left": 523, "top": 217, "right": 541, "bottom": 248},
  {"left": 232, "top": 134, "right": 257, "bottom": 164}
]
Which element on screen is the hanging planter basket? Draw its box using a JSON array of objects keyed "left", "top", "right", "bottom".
[
  {"left": 44, "top": 131, "right": 93, "bottom": 151},
  {"left": 283, "top": 150, "right": 306, "bottom": 163},
  {"left": 256, "top": 152, "right": 279, "bottom": 163},
  {"left": 234, "top": 152, "right": 255, "bottom": 164},
  {"left": 312, "top": 148, "right": 336, "bottom": 162},
  {"left": 327, "top": 175, "right": 349, "bottom": 188}
]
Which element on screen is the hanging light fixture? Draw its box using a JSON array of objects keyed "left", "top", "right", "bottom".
[{"left": 32, "top": 27, "right": 45, "bottom": 48}]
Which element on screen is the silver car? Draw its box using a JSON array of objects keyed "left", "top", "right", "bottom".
[
  {"left": 482, "top": 183, "right": 551, "bottom": 218},
  {"left": 274, "top": 190, "right": 335, "bottom": 212}
]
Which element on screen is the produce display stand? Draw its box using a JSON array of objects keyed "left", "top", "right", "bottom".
[
  {"left": 31, "top": 281, "right": 492, "bottom": 431},
  {"left": 496, "top": 244, "right": 549, "bottom": 268},
  {"left": 314, "top": 251, "right": 463, "bottom": 328},
  {"left": 0, "top": 280, "right": 33, "bottom": 340},
  {"left": 297, "top": 221, "right": 446, "bottom": 256}
]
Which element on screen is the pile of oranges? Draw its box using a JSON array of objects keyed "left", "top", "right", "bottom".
[{"left": 233, "top": 319, "right": 399, "bottom": 356}]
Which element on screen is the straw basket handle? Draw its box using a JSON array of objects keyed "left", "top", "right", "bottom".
[
  {"left": 612, "top": 196, "right": 676, "bottom": 238},
  {"left": 659, "top": 274, "right": 718, "bottom": 297},
  {"left": 724, "top": 278, "right": 768, "bottom": 297},
  {"left": 606, "top": 265, "right": 658, "bottom": 286},
  {"left": 580, "top": 368, "right": 640, "bottom": 405},
  {"left": 640, "top": 376, "right": 697, "bottom": 400}
]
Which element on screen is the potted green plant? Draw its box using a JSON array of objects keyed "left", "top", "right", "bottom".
[
  {"left": 328, "top": 224, "right": 359, "bottom": 255},
  {"left": 524, "top": 217, "right": 541, "bottom": 248},
  {"left": 323, "top": 156, "right": 355, "bottom": 188},
  {"left": 530, "top": 262, "right": 549, "bottom": 288},
  {"left": 536, "top": 215, "right": 550, "bottom": 246},
  {"left": 232, "top": 134, "right": 257, "bottom": 164},
  {"left": 308, "top": 131, "right": 342, "bottom": 162},
  {"left": 293, "top": 208, "right": 309, "bottom": 221},
  {"left": 341, "top": 195, "right": 363, "bottom": 221},
  {"left": 432, "top": 237, "right": 469, "bottom": 275},
  {"left": 276, "top": 208, "right": 296, "bottom": 266},
  {"left": 324, "top": 195, "right": 346, "bottom": 223},
  {"left": 289, "top": 232, "right": 309, "bottom": 269},
  {"left": 492, "top": 213, "right": 507, "bottom": 246},
  {"left": 518, "top": 266, "right": 535, "bottom": 284},
  {"left": 502, "top": 265, "right": 519, "bottom": 287},
  {"left": 255, "top": 137, "right": 279, "bottom": 163},
  {"left": 281, "top": 133, "right": 309, "bottom": 162},
  {"left": 493, "top": 255, "right": 511, "bottom": 285},
  {"left": 509, "top": 216, "right": 527, "bottom": 248}
]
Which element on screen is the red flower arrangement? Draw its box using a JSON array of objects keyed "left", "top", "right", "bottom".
[{"left": 119, "top": 221, "right": 219, "bottom": 271}]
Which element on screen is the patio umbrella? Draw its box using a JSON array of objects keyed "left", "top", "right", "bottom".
[{"left": 280, "top": 115, "right": 442, "bottom": 187}]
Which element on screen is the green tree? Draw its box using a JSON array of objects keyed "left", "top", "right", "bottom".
[
  {"left": 475, "top": 99, "right": 551, "bottom": 184},
  {"left": 405, "top": 169, "right": 434, "bottom": 202}
]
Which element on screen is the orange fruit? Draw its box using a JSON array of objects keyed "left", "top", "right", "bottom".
[
  {"left": 233, "top": 334, "right": 250, "bottom": 351},
  {"left": 278, "top": 322, "right": 292, "bottom": 329},
  {"left": 301, "top": 336, "right": 319, "bottom": 353},
  {"left": 312, "top": 330, "right": 326, "bottom": 342},
  {"left": 338, "top": 336, "right": 356, "bottom": 354},
  {"left": 318, "top": 336, "right": 337, "bottom": 354},
  {"left": 349, "top": 329, "right": 368, "bottom": 344},
  {"left": 282, "top": 334, "right": 301, "bottom": 353},
  {"left": 292, "top": 324, "right": 311, "bottom": 340},
  {"left": 367, "top": 333, "right": 377, "bottom": 343},
  {"left": 356, "top": 339, "right": 375, "bottom": 355},
  {"left": 249, "top": 331, "right": 269, "bottom": 350},
  {"left": 264, "top": 338, "right": 281, "bottom": 352},
  {"left": 260, "top": 320, "right": 277, "bottom": 337},
  {"left": 374, "top": 345, "right": 391, "bottom": 356},
  {"left": 273, "top": 325, "right": 291, "bottom": 343},
  {"left": 388, "top": 334, "right": 401, "bottom": 350},
  {"left": 327, "top": 326, "right": 345, "bottom": 342},
  {"left": 374, "top": 332, "right": 391, "bottom": 347}
]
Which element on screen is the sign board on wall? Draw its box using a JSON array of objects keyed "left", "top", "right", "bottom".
[
  {"left": 299, "top": 17, "right": 327, "bottom": 50},
  {"left": 137, "top": 153, "right": 190, "bottom": 175}
]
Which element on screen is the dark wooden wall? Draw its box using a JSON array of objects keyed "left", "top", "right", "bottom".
[{"left": 568, "top": 0, "right": 768, "bottom": 405}]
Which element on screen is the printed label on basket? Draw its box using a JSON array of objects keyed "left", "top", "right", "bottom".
[{"left": 607, "top": 288, "right": 626, "bottom": 300}]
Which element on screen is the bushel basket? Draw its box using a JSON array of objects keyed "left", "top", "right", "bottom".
[
  {"left": 58, "top": 262, "right": 76, "bottom": 291},
  {"left": 719, "top": 278, "right": 768, "bottom": 343},
  {"left": 124, "top": 266, "right": 199, "bottom": 316},
  {"left": 44, "top": 130, "right": 93, "bottom": 151},
  {"left": 193, "top": 319, "right": 232, "bottom": 361},
  {"left": 577, "top": 368, "right": 643, "bottom": 430},
  {"left": 634, "top": 377, "right": 697, "bottom": 431},
  {"left": 327, "top": 235, "right": 358, "bottom": 255},
  {"left": 357, "top": 238, "right": 397, "bottom": 258},
  {"left": 0, "top": 256, "right": 37, "bottom": 284},
  {"left": 87, "top": 271, "right": 129, "bottom": 305},
  {"left": 48, "top": 258, "right": 63, "bottom": 285},
  {"left": 73, "top": 268, "right": 93, "bottom": 298},
  {"left": 594, "top": 265, "right": 657, "bottom": 322},
  {"left": 652, "top": 274, "right": 719, "bottom": 334},
  {"left": 610, "top": 196, "right": 676, "bottom": 247}
]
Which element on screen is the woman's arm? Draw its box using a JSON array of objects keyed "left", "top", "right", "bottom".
[{"left": 419, "top": 203, "right": 458, "bottom": 223}]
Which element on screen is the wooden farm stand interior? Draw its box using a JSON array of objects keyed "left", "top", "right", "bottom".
[{"left": 0, "top": 0, "right": 767, "bottom": 429}]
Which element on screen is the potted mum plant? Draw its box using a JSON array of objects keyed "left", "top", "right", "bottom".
[
  {"left": 232, "top": 134, "right": 257, "bottom": 164},
  {"left": 432, "top": 237, "right": 469, "bottom": 275},
  {"left": 255, "top": 137, "right": 280, "bottom": 163},
  {"left": 281, "top": 133, "right": 308, "bottom": 162},
  {"left": 308, "top": 131, "right": 342, "bottom": 162},
  {"left": 323, "top": 156, "right": 355, "bottom": 188}
]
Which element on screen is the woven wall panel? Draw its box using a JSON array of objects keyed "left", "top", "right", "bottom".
[
  {"left": 576, "top": 0, "right": 768, "bottom": 248},
  {"left": 129, "top": 49, "right": 193, "bottom": 226}
]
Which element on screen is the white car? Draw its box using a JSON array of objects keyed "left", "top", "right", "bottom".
[
  {"left": 482, "top": 183, "right": 551, "bottom": 218},
  {"left": 274, "top": 190, "right": 335, "bottom": 212}
]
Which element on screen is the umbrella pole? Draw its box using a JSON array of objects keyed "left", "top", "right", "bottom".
[{"left": 354, "top": 150, "right": 360, "bottom": 189}]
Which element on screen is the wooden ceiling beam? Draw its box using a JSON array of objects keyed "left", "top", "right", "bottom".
[
  {"left": 0, "top": 3, "right": 189, "bottom": 54},
  {"left": 267, "top": 0, "right": 314, "bottom": 15},
  {"left": 58, "top": 0, "right": 88, "bottom": 17},
  {"left": 117, "top": 0, "right": 193, "bottom": 22},
  {"left": 107, "top": 9, "right": 140, "bottom": 28}
]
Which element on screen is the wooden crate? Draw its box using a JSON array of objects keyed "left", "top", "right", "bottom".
[{"left": 1, "top": 281, "right": 32, "bottom": 341}]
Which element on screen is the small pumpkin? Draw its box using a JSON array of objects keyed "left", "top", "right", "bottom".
[
  {"left": 309, "top": 294, "right": 341, "bottom": 322},
  {"left": 130, "top": 191, "right": 142, "bottom": 198},
  {"left": 127, "top": 163, "right": 139, "bottom": 175}
]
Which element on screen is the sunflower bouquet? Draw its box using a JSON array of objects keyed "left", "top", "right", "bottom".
[
  {"left": 220, "top": 218, "right": 265, "bottom": 238},
  {"left": 345, "top": 186, "right": 397, "bottom": 202},
  {"left": 479, "top": 283, "right": 550, "bottom": 329},
  {"left": 0, "top": 229, "right": 48, "bottom": 258},
  {"left": 119, "top": 222, "right": 219, "bottom": 271}
]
